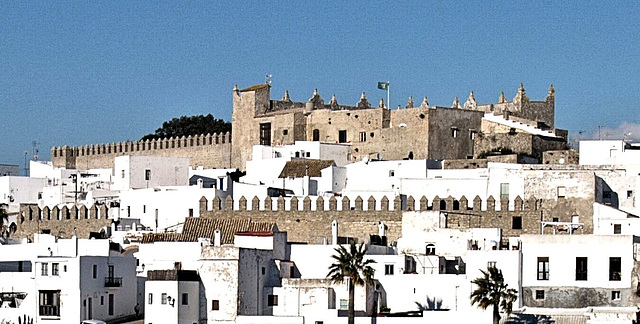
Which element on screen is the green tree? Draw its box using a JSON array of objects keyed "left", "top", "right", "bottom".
[
  {"left": 0, "top": 204, "right": 8, "bottom": 239},
  {"left": 141, "top": 114, "right": 231, "bottom": 141},
  {"left": 470, "top": 266, "right": 518, "bottom": 324},
  {"left": 327, "top": 242, "right": 376, "bottom": 324}
]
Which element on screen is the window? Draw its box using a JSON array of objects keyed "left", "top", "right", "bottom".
[
  {"left": 108, "top": 265, "right": 114, "bottom": 278},
  {"left": 500, "top": 183, "right": 509, "bottom": 200},
  {"left": 609, "top": 257, "right": 621, "bottom": 281},
  {"left": 612, "top": 291, "right": 621, "bottom": 300},
  {"left": 143, "top": 205, "right": 146, "bottom": 213},
  {"left": 339, "top": 299, "right": 348, "bottom": 310},
  {"left": 108, "top": 294, "right": 114, "bottom": 315},
  {"left": 259, "top": 123, "right": 271, "bottom": 145},
  {"left": 535, "top": 290, "right": 545, "bottom": 300},
  {"left": 182, "top": 293, "right": 188, "bottom": 305},
  {"left": 338, "top": 130, "right": 347, "bottom": 143},
  {"left": 52, "top": 263, "right": 59, "bottom": 276},
  {"left": 127, "top": 206, "right": 131, "bottom": 217},
  {"left": 161, "top": 293, "right": 168, "bottom": 304},
  {"left": 576, "top": 257, "right": 587, "bottom": 281},
  {"left": 267, "top": 294, "right": 278, "bottom": 306},
  {"left": 385, "top": 264, "right": 394, "bottom": 275},
  {"left": 537, "top": 257, "right": 549, "bottom": 280},
  {"left": 389, "top": 170, "right": 395, "bottom": 177},
  {"left": 121, "top": 170, "right": 125, "bottom": 178},
  {"left": 552, "top": 217, "right": 559, "bottom": 222},
  {"left": 262, "top": 267, "right": 265, "bottom": 275},
  {"left": 290, "top": 266, "right": 295, "bottom": 278},
  {"left": 283, "top": 129, "right": 288, "bottom": 135},
  {"left": 312, "top": 129, "right": 320, "bottom": 141},
  {"left": 212, "top": 300, "right": 219, "bottom": 310},
  {"left": 469, "top": 130, "right": 477, "bottom": 140},
  {"left": 628, "top": 190, "right": 633, "bottom": 199},
  {"left": 614, "top": 224, "right": 622, "bottom": 234},
  {"left": 101, "top": 296, "right": 104, "bottom": 305},
  {"left": 512, "top": 216, "right": 522, "bottom": 230},
  {"left": 39, "top": 290, "right": 61, "bottom": 317},
  {"left": 41, "top": 263, "right": 48, "bottom": 276},
  {"left": 451, "top": 127, "right": 458, "bottom": 138},
  {"left": 189, "top": 208, "right": 194, "bottom": 217},
  {"left": 145, "top": 169, "right": 151, "bottom": 181},
  {"left": 557, "top": 186, "right": 566, "bottom": 198},
  {"left": 487, "top": 261, "right": 497, "bottom": 268},
  {"left": 426, "top": 244, "right": 436, "bottom": 255},
  {"left": 359, "top": 132, "right": 366, "bottom": 142}
]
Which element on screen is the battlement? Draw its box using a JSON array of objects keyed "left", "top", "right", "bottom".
[
  {"left": 199, "top": 194, "right": 541, "bottom": 213},
  {"left": 51, "top": 132, "right": 232, "bottom": 169}
]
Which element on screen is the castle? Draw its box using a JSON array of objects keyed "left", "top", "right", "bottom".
[{"left": 51, "top": 83, "right": 567, "bottom": 171}]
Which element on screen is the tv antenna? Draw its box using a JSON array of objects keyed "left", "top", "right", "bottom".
[
  {"left": 265, "top": 74, "right": 272, "bottom": 85},
  {"left": 32, "top": 141, "right": 39, "bottom": 161}
]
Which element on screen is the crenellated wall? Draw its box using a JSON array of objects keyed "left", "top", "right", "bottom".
[
  {"left": 197, "top": 193, "right": 592, "bottom": 244},
  {"left": 51, "top": 132, "right": 232, "bottom": 169},
  {"left": 15, "top": 204, "right": 111, "bottom": 241}
]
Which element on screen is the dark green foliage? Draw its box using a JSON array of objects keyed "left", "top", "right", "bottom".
[
  {"left": 141, "top": 114, "right": 231, "bottom": 141},
  {"left": 470, "top": 266, "right": 518, "bottom": 324}
]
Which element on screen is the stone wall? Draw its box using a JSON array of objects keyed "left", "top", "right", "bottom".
[
  {"left": 51, "top": 132, "right": 232, "bottom": 170},
  {"left": 198, "top": 193, "right": 592, "bottom": 244},
  {"left": 15, "top": 204, "right": 111, "bottom": 241},
  {"left": 522, "top": 287, "right": 631, "bottom": 308}
]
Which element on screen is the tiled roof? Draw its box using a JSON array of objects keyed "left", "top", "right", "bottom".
[
  {"left": 278, "top": 160, "right": 334, "bottom": 178},
  {"left": 141, "top": 217, "right": 275, "bottom": 244}
]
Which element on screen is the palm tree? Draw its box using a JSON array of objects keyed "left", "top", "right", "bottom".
[
  {"left": 0, "top": 204, "right": 8, "bottom": 238},
  {"left": 470, "top": 266, "right": 518, "bottom": 324},
  {"left": 327, "top": 241, "right": 376, "bottom": 324}
]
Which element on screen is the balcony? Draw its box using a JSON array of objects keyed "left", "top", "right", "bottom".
[
  {"left": 104, "top": 276, "right": 122, "bottom": 287},
  {"left": 39, "top": 305, "right": 60, "bottom": 317}
]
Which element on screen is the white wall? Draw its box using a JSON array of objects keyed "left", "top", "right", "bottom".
[{"left": 114, "top": 156, "right": 189, "bottom": 191}]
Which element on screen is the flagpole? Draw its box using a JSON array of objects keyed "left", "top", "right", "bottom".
[{"left": 387, "top": 80, "right": 390, "bottom": 109}]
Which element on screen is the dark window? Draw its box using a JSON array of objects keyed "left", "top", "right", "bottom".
[
  {"left": 52, "top": 263, "right": 59, "bottom": 276},
  {"left": 145, "top": 169, "right": 151, "bottom": 181},
  {"left": 212, "top": 300, "right": 219, "bottom": 310},
  {"left": 41, "top": 263, "right": 48, "bottom": 276},
  {"left": 452, "top": 200, "right": 460, "bottom": 210},
  {"left": 108, "top": 294, "right": 114, "bottom": 315},
  {"left": 101, "top": 296, "right": 104, "bottom": 305},
  {"left": 385, "top": 264, "right": 394, "bottom": 275},
  {"left": 312, "top": 129, "right": 320, "bottom": 141},
  {"left": 262, "top": 267, "right": 265, "bottom": 275},
  {"left": 552, "top": 217, "right": 559, "bottom": 222},
  {"left": 439, "top": 200, "right": 446, "bottom": 210},
  {"left": 576, "top": 257, "right": 587, "bottom": 281},
  {"left": 512, "top": 217, "right": 522, "bottom": 230},
  {"left": 426, "top": 244, "right": 435, "bottom": 255},
  {"left": 535, "top": 290, "right": 544, "bottom": 300},
  {"left": 537, "top": 257, "right": 549, "bottom": 280},
  {"left": 260, "top": 123, "right": 271, "bottom": 146},
  {"left": 338, "top": 130, "right": 347, "bottom": 143},
  {"left": 282, "top": 129, "right": 288, "bottom": 135},
  {"left": 359, "top": 132, "right": 366, "bottom": 142},
  {"left": 182, "top": 293, "right": 188, "bottom": 305},
  {"left": 268, "top": 295, "right": 278, "bottom": 306},
  {"left": 612, "top": 291, "right": 621, "bottom": 300},
  {"left": 614, "top": 224, "right": 621, "bottom": 234},
  {"left": 627, "top": 190, "right": 633, "bottom": 198},
  {"left": 39, "top": 290, "right": 60, "bottom": 317},
  {"left": 290, "top": 266, "right": 295, "bottom": 278},
  {"left": 92, "top": 265, "right": 97, "bottom": 279},
  {"left": 162, "top": 293, "right": 167, "bottom": 304},
  {"left": 610, "top": 257, "right": 621, "bottom": 281},
  {"left": 451, "top": 127, "right": 458, "bottom": 138},
  {"left": 108, "top": 265, "right": 114, "bottom": 278},
  {"left": 189, "top": 208, "right": 194, "bottom": 217}
]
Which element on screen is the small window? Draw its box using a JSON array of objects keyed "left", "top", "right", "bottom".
[
  {"left": 385, "top": 264, "right": 394, "bottom": 275},
  {"left": 426, "top": 244, "right": 436, "bottom": 255},
  {"left": 41, "top": 263, "right": 48, "bottom": 276},
  {"left": 557, "top": 186, "right": 566, "bottom": 198},
  {"left": 614, "top": 224, "right": 622, "bottom": 234},
  {"left": 101, "top": 296, "right": 104, "bottom": 305},
  {"left": 339, "top": 299, "right": 348, "bottom": 310},
  {"left": 451, "top": 127, "right": 459, "bottom": 138},
  {"left": 212, "top": 300, "right": 219, "bottom": 310},
  {"left": 576, "top": 257, "right": 588, "bottom": 281},
  {"left": 389, "top": 170, "right": 395, "bottom": 177},
  {"left": 359, "top": 132, "right": 366, "bottom": 142},
  {"left": 609, "top": 257, "right": 621, "bottom": 281},
  {"left": 182, "top": 293, "right": 188, "bottom": 305},
  {"left": 338, "top": 130, "right": 347, "bottom": 143},
  {"left": 145, "top": 169, "right": 151, "bottom": 181},
  {"left": 537, "top": 257, "right": 549, "bottom": 280},
  {"left": 148, "top": 293, "right": 153, "bottom": 304},
  {"left": 121, "top": 170, "right": 125, "bottom": 178},
  {"left": 512, "top": 216, "right": 522, "bottom": 230},
  {"left": 469, "top": 130, "right": 477, "bottom": 140},
  {"left": 552, "top": 217, "right": 559, "bottom": 222},
  {"left": 267, "top": 295, "right": 278, "bottom": 306},
  {"left": 143, "top": 205, "right": 146, "bottom": 213},
  {"left": 627, "top": 190, "right": 633, "bottom": 199},
  {"left": 92, "top": 265, "right": 97, "bottom": 279},
  {"left": 487, "top": 261, "right": 497, "bottom": 268},
  {"left": 189, "top": 208, "right": 194, "bottom": 217},
  {"left": 312, "top": 129, "right": 320, "bottom": 141},
  {"left": 52, "top": 263, "right": 59, "bottom": 276},
  {"left": 500, "top": 183, "right": 509, "bottom": 200},
  {"left": 612, "top": 291, "right": 621, "bottom": 300},
  {"left": 290, "top": 266, "right": 295, "bottom": 278},
  {"left": 262, "top": 267, "right": 265, "bottom": 275},
  {"left": 535, "top": 290, "right": 545, "bottom": 300},
  {"left": 161, "top": 293, "right": 168, "bottom": 304},
  {"left": 283, "top": 129, "right": 288, "bottom": 136},
  {"left": 509, "top": 128, "right": 516, "bottom": 135}
]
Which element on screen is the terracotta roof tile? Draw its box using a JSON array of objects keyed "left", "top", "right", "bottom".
[
  {"left": 278, "top": 160, "right": 334, "bottom": 178},
  {"left": 141, "top": 218, "right": 276, "bottom": 244}
]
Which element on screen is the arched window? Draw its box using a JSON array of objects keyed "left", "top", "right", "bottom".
[
  {"left": 439, "top": 200, "right": 446, "bottom": 210},
  {"left": 312, "top": 129, "right": 320, "bottom": 141},
  {"left": 453, "top": 200, "right": 460, "bottom": 210},
  {"left": 426, "top": 244, "right": 436, "bottom": 256}
]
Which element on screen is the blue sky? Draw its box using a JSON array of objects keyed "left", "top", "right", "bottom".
[{"left": 2, "top": 1, "right": 639, "bottom": 170}]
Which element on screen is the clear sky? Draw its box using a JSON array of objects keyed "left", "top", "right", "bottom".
[{"left": 2, "top": 1, "right": 639, "bottom": 171}]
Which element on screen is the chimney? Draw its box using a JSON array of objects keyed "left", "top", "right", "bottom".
[
  {"left": 331, "top": 220, "right": 338, "bottom": 245},
  {"left": 378, "top": 222, "right": 385, "bottom": 237},
  {"left": 214, "top": 229, "right": 221, "bottom": 246}
]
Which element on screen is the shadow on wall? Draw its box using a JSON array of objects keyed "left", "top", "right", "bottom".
[
  {"left": 504, "top": 314, "right": 555, "bottom": 324},
  {"left": 414, "top": 295, "right": 445, "bottom": 310}
]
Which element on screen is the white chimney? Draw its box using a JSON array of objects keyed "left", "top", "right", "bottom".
[
  {"left": 214, "top": 229, "right": 221, "bottom": 246},
  {"left": 378, "top": 221, "right": 385, "bottom": 237},
  {"left": 331, "top": 220, "right": 338, "bottom": 245}
]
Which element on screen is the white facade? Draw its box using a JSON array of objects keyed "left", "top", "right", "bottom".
[
  {"left": 0, "top": 235, "right": 136, "bottom": 324},
  {"left": 113, "top": 155, "right": 189, "bottom": 191},
  {"left": 0, "top": 176, "right": 46, "bottom": 205},
  {"left": 579, "top": 140, "right": 640, "bottom": 166}
]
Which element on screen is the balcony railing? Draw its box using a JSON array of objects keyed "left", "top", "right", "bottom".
[
  {"left": 104, "top": 276, "right": 123, "bottom": 287},
  {"left": 39, "top": 305, "right": 60, "bottom": 316}
]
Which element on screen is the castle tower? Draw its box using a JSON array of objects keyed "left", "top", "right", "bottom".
[{"left": 232, "top": 83, "right": 272, "bottom": 170}]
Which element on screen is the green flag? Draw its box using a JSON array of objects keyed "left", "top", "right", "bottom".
[{"left": 378, "top": 82, "right": 389, "bottom": 90}]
